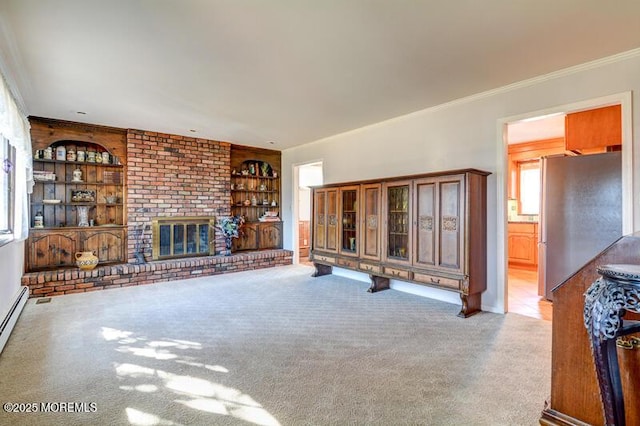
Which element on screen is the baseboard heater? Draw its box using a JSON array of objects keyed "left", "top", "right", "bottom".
[{"left": 0, "top": 286, "right": 28, "bottom": 354}]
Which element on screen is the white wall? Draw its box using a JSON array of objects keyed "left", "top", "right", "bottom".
[
  {"left": 281, "top": 51, "right": 640, "bottom": 313},
  {"left": 0, "top": 240, "right": 25, "bottom": 321}
]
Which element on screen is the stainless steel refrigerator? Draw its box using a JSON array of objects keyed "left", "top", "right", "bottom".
[{"left": 538, "top": 151, "right": 622, "bottom": 300}]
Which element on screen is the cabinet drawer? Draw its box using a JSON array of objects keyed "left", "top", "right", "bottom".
[
  {"left": 383, "top": 267, "right": 411, "bottom": 280},
  {"left": 508, "top": 222, "right": 536, "bottom": 234},
  {"left": 413, "top": 272, "right": 460, "bottom": 290},
  {"left": 313, "top": 254, "right": 335, "bottom": 264},
  {"left": 359, "top": 263, "right": 381, "bottom": 274},
  {"left": 336, "top": 257, "right": 357, "bottom": 269}
]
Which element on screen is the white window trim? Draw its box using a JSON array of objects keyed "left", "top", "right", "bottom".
[
  {"left": 0, "top": 71, "right": 33, "bottom": 245},
  {"left": 0, "top": 137, "right": 15, "bottom": 247}
]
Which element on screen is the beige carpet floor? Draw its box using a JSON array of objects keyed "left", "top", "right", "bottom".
[{"left": 0, "top": 264, "right": 551, "bottom": 425}]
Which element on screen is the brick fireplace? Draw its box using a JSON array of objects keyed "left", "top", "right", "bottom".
[
  {"left": 22, "top": 123, "right": 292, "bottom": 297},
  {"left": 126, "top": 130, "right": 231, "bottom": 261}
]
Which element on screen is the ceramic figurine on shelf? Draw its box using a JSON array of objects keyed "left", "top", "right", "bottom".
[{"left": 72, "top": 168, "right": 83, "bottom": 182}]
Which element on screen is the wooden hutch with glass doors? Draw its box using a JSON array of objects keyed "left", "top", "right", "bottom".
[{"left": 310, "top": 169, "right": 489, "bottom": 317}]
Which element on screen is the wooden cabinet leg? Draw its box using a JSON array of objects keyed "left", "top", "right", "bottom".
[
  {"left": 312, "top": 263, "right": 332, "bottom": 277},
  {"left": 458, "top": 293, "right": 481, "bottom": 318},
  {"left": 368, "top": 275, "right": 390, "bottom": 293}
]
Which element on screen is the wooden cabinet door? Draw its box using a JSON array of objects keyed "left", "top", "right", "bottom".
[
  {"left": 234, "top": 223, "right": 258, "bottom": 251},
  {"left": 436, "top": 175, "right": 465, "bottom": 274},
  {"left": 81, "top": 228, "right": 125, "bottom": 264},
  {"left": 325, "top": 188, "right": 338, "bottom": 252},
  {"left": 28, "top": 230, "right": 79, "bottom": 269},
  {"left": 413, "top": 178, "right": 437, "bottom": 268},
  {"left": 360, "top": 183, "right": 381, "bottom": 261},
  {"left": 312, "top": 189, "right": 326, "bottom": 250},
  {"left": 507, "top": 222, "right": 538, "bottom": 267},
  {"left": 338, "top": 185, "right": 359, "bottom": 257},
  {"left": 565, "top": 105, "right": 621, "bottom": 151},
  {"left": 258, "top": 222, "right": 283, "bottom": 249},
  {"left": 382, "top": 181, "right": 412, "bottom": 265}
]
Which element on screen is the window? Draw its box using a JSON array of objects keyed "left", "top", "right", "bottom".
[
  {"left": 518, "top": 160, "right": 540, "bottom": 215},
  {"left": 0, "top": 136, "right": 16, "bottom": 245}
]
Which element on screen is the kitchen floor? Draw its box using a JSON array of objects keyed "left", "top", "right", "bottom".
[{"left": 508, "top": 267, "right": 553, "bottom": 321}]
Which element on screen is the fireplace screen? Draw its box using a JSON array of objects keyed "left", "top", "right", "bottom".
[{"left": 151, "top": 216, "right": 216, "bottom": 260}]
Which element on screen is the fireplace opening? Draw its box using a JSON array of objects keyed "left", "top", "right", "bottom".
[{"left": 151, "top": 216, "right": 216, "bottom": 260}]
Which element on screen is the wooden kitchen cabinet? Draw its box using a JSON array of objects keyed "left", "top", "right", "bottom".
[
  {"left": 507, "top": 222, "right": 538, "bottom": 268},
  {"left": 565, "top": 104, "right": 621, "bottom": 152},
  {"left": 310, "top": 169, "right": 489, "bottom": 317}
]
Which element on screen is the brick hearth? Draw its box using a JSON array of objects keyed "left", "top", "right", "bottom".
[{"left": 22, "top": 250, "right": 293, "bottom": 298}]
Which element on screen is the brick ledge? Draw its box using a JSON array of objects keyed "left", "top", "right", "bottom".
[{"left": 22, "top": 249, "right": 293, "bottom": 298}]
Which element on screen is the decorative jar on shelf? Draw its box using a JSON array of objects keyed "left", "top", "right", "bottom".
[
  {"left": 34, "top": 211, "right": 43, "bottom": 228},
  {"left": 75, "top": 251, "right": 98, "bottom": 270},
  {"left": 77, "top": 206, "right": 90, "bottom": 227},
  {"left": 66, "top": 147, "right": 76, "bottom": 162},
  {"left": 72, "top": 168, "right": 83, "bottom": 182},
  {"left": 55, "top": 145, "right": 66, "bottom": 161}
]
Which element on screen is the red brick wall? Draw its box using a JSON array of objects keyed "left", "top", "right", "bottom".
[{"left": 126, "top": 130, "right": 231, "bottom": 261}]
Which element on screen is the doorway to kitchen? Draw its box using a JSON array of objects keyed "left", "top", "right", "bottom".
[
  {"left": 506, "top": 116, "right": 562, "bottom": 321},
  {"left": 500, "top": 92, "right": 632, "bottom": 321},
  {"left": 294, "top": 161, "right": 323, "bottom": 264}
]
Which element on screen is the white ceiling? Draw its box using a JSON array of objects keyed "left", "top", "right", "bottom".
[
  {"left": 0, "top": 1, "right": 639, "bottom": 150},
  {"left": 507, "top": 114, "right": 565, "bottom": 144}
]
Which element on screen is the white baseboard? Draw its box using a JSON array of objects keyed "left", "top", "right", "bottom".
[{"left": 0, "top": 286, "right": 28, "bottom": 354}]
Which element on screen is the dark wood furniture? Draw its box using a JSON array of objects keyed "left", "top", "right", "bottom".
[
  {"left": 584, "top": 264, "right": 640, "bottom": 426},
  {"left": 310, "top": 169, "right": 489, "bottom": 317},
  {"left": 27, "top": 117, "right": 127, "bottom": 271},
  {"left": 230, "top": 145, "right": 282, "bottom": 251},
  {"left": 540, "top": 233, "right": 640, "bottom": 426}
]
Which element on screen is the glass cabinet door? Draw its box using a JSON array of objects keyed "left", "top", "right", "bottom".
[
  {"left": 385, "top": 182, "right": 410, "bottom": 262},
  {"left": 325, "top": 188, "right": 339, "bottom": 252},
  {"left": 313, "top": 190, "right": 326, "bottom": 250},
  {"left": 360, "top": 183, "right": 381, "bottom": 260},
  {"left": 339, "top": 186, "right": 359, "bottom": 255}
]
